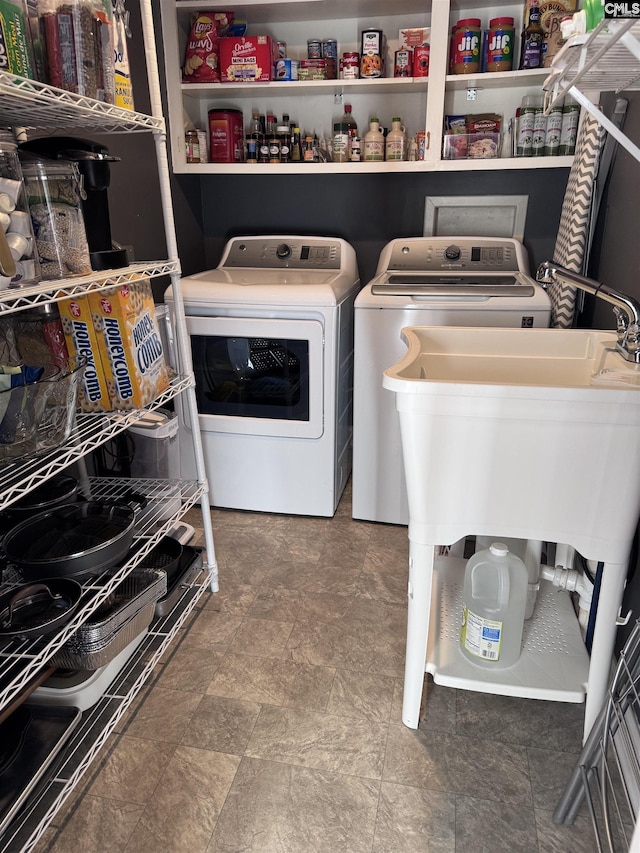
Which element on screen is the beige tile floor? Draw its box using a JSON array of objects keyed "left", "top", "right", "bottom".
[{"left": 36, "top": 482, "right": 601, "bottom": 853}]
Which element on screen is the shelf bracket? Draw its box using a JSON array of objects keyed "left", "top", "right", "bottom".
[{"left": 466, "top": 87, "right": 478, "bottom": 101}]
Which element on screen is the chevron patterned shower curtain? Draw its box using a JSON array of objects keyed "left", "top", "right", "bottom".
[{"left": 549, "top": 112, "right": 607, "bottom": 328}]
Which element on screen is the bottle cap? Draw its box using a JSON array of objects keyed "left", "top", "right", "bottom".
[{"left": 489, "top": 542, "right": 509, "bottom": 557}]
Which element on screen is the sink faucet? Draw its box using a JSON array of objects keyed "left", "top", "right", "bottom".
[{"left": 536, "top": 260, "right": 640, "bottom": 364}]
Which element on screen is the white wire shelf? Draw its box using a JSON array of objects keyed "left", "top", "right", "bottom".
[
  {"left": 543, "top": 20, "right": 640, "bottom": 164},
  {"left": 1, "top": 559, "right": 210, "bottom": 853},
  {"left": 0, "top": 476, "right": 206, "bottom": 718},
  {"left": 543, "top": 20, "right": 640, "bottom": 108},
  {"left": 0, "top": 72, "right": 164, "bottom": 133},
  {"left": 0, "top": 374, "right": 193, "bottom": 512},
  {"left": 0, "top": 261, "right": 180, "bottom": 317}
]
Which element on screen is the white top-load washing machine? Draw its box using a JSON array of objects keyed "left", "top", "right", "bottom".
[
  {"left": 352, "top": 236, "right": 551, "bottom": 526},
  {"left": 165, "top": 236, "right": 360, "bottom": 517}
]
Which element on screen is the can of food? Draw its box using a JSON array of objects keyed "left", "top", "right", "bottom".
[
  {"left": 299, "top": 59, "right": 326, "bottom": 80},
  {"left": 276, "top": 41, "right": 287, "bottom": 59},
  {"left": 413, "top": 44, "right": 430, "bottom": 77},
  {"left": 275, "top": 58, "right": 299, "bottom": 80},
  {"left": 360, "top": 28, "right": 384, "bottom": 77},
  {"left": 394, "top": 49, "right": 413, "bottom": 77},
  {"left": 307, "top": 39, "right": 323, "bottom": 59},
  {"left": 324, "top": 58, "right": 337, "bottom": 79},
  {"left": 340, "top": 52, "right": 360, "bottom": 79},
  {"left": 208, "top": 108, "right": 244, "bottom": 163},
  {"left": 322, "top": 39, "right": 338, "bottom": 59}
]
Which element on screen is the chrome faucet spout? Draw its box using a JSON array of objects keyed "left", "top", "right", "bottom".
[{"left": 536, "top": 260, "right": 640, "bottom": 363}]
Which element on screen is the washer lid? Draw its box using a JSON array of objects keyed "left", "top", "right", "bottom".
[{"left": 372, "top": 272, "right": 535, "bottom": 297}]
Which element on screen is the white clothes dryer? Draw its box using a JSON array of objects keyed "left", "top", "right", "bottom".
[
  {"left": 165, "top": 236, "right": 360, "bottom": 517},
  {"left": 352, "top": 236, "right": 551, "bottom": 526}
]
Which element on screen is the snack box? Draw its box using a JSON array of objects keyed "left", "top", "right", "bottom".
[
  {"left": 219, "top": 35, "right": 277, "bottom": 82},
  {"left": 399, "top": 27, "right": 430, "bottom": 48},
  {"left": 59, "top": 295, "right": 111, "bottom": 413},
  {"left": 88, "top": 278, "right": 170, "bottom": 410},
  {"left": 0, "top": 0, "right": 34, "bottom": 78}
]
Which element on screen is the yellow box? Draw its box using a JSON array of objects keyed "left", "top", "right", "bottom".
[
  {"left": 58, "top": 295, "right": 111, "bottom": 413},
  {"left": 88, "top": 278, "right": 170, "bottom": 410}
]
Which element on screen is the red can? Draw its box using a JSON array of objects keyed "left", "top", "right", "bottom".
[
  {"left": 208, "top": 109, "right": 244, "bottom": 163},
  {"left": 394, "top": 48, "right": 413, "bottom": 77},
  {"left": 340, "top": 52, "right": 360, "bottom": 79},
  {"left": 413, "top": 44, "right": 430, "bottom": 77}
]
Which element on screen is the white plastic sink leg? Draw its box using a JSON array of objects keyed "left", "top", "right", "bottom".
[
  {"left": 402, "top": 541, "right": 436, "bottom": 729},
  {"left": 583, "top": 560, "right": 628, "bottom": 742}
]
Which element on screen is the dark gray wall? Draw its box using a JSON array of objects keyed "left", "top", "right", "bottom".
[{"left": 195, "top": 169, "right": 569, "bottom": 284}]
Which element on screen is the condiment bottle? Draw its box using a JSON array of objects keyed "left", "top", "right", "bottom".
[
  {"left": 363, "top": 117, "right": 384, "bottom": 161},
  {"left": 342, "top": 104, "right": 358, "bottom": 157},
  {"left": 486, "top": 17, "right": 515, "bottom": 72},
  {"left": 385, "top": 117, "right": 406, "bottom": 161},
  {"left": 544, "top": 100, "right": 564, "bottom": 155},
  {"left": 452, "top": 18, "right": 482, "bottom": 75},
  {"left": 519, "top": 1, "right": 544, "bottom": 69},
  {"left": 516, "top": 95, "right": 537, "bottom": 156},
  {"left": 332, "top": 122, "right": 349, "bottom": 162},
  {"left": 559, "top": 102, "right": 580, "bottom": 155}
]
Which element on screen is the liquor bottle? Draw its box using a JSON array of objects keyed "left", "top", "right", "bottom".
[{"left": 519, "top": 1, "right": 544, "bottom": 69}]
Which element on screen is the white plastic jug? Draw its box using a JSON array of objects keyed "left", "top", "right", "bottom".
[{"left": 460, "top": 542, "right": 528, "bottom": 668}]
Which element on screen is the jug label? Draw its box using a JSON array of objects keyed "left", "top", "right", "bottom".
[{"left": 461, "top": 607, "right": 502, "bottom": 661}]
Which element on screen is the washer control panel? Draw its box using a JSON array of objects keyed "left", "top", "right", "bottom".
[
  {"left": 222, "top": 238, "right": 342, "bottom": 269},
  {"left": 378, "top": 237, "right": 527, "bottom": 274}
]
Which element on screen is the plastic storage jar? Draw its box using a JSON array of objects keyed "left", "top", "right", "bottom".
[
  {"left": 38, "top": 0, "right": 116, "bottom": 103},
  {"left": 21, "top": 159, "right": 93, "bottom": 280},
  {"left": 451, "top": 18, "right": 482, "bottom": 74},
  {"left": 460, "top": 542, "right": 528, "bottom": 668},
  {"left": 0, "top": 130, "right": 40, "bottom": 289},
  {"left": 486, "top": 17, "right": 515, "bottom": 72}
]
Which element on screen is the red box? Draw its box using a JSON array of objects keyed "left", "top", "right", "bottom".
[{"left": 219, "top": 36, "right": 276, "bottom": 82}]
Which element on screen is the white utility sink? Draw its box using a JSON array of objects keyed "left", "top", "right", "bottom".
[
  {"left": 384, "top": 326, "right": 640, "bottom": 390},
  {"left": 383, "top": 326, "right": 640, "bottom": 562}
]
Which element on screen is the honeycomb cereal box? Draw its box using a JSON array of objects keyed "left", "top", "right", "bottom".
[
  {"left": 58, "top": 294, "right": 111, "bottom": 413},
  {"left": 88, "top": 278, "right": 170, "bottom": 410}
]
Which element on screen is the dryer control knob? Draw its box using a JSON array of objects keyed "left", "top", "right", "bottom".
[
  {"left": 276, "top": 243, "right": 292, "bottom": 259},
  {"left": 444, "top": 245, "right": 461, "bottom": 261}
]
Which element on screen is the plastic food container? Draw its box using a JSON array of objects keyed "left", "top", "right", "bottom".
[
  {"left": 0, "top": 362, "right": 60, "bottom": 464},
  {"left": 0, "top": 130, "right": 40, "bottom": 289},
  {"left": 20, "top": 159, "right": 93, "bottom": 280},
  {"left": 35, "top": 353, "right": 86, "bottom": 453}
]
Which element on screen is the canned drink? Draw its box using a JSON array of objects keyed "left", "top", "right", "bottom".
[
  {"left": 322, "top": 38, "right": 338, "bottom": 59},
  {"left": 413, "top": 44, "right": 430, "bottom": 77},
  {"left": 340, "top": 52, "right": 360, "bottom": 79},
  {"left": 394, "top": 48, "right": 413, "bottom": 77},
  {"left": 307, "top": 39, "right": 323, "bottom": 59},
  {"left": 360, "top": 28, "right": 384, "bottom": 77}
]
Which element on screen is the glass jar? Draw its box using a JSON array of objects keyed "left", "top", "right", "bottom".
[
  {"left": 38, "top": 0, "right": 116, "bottom": 103},
  {"left": 20, "top": 159, "right": 93, "bottom": 280},
  {"left": 0, "top": 130, "right": 40, "bottom": 289}
]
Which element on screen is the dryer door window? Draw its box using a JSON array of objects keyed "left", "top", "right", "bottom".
[{"left": 186, "top": 315, "right": 324, "bottom": 439}]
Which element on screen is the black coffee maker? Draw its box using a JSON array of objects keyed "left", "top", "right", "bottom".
[{"left": 18, "top": 136, "right": 128, "bottom": 271}]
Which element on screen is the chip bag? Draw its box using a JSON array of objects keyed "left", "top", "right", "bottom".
[{"left": 183, "top": 10, "right": 234, "bottom": 83}]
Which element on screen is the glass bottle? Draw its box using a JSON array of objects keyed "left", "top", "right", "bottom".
[
  {"left": 277, "top": 120, "right": 290, "bottom": 162},
  {"left": 342, "top": 103, "right": 358, "bottom": 157},
  {"left": 248, "top": 109, "right": 261, "bottom": 138},
  {"left": 332, "top": 121, "right": 349, "bottom": 162},
  {"left": 519, "top": 1, "right": 544, "bottom": 70}
]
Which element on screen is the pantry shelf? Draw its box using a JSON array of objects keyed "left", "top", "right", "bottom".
[
  {"left": 0, "top": 374, "right": 193, "bottom": 512},
  {"left": 0, "top": 477, "right": 205, "bottom": 718},
  {"left": 182, "top": 77, "right": 427, "bottom": 99},
  {"left": 0, "top": 73, "right": 164, "bottom": 133},
  {"left": 0, "top": 561, "right": 210, "bottom": 853},
  {"left": 0, "top": 262, "right": 181, "bottom": 317}
]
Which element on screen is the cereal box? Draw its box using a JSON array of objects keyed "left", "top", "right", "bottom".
[
  {"left": 58, "top": 295, "right": 111, "bottom": 413},
  {"left": 88, "top": 278, "right": 170, "bottom": 410},
  {"left": 219, "top": 35, "right": 277, "bottom": 82}
]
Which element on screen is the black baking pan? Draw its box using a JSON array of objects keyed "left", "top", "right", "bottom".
[
  {"left": 0, "top": 579, "right": 82, "bottom": 639},
  {"left": 2, "top": 494, "right": 146, "bottom": 581},
  {"left": 0, "top": 474, "right": 78, "bottom": 539}
]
